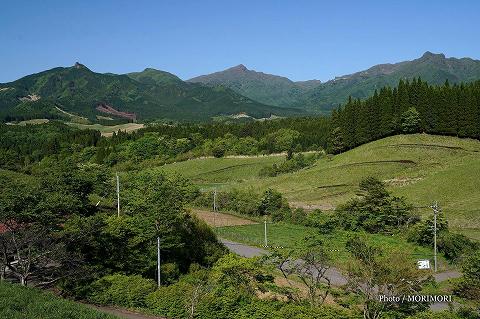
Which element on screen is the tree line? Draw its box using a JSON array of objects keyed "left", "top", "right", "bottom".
[{"left": 329, "top": 78, "right": 480, "bottom": 153}]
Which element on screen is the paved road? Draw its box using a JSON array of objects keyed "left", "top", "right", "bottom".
[
  {"left": 220, "top": 239, "right": 268, "bottom": 258},
  {"left": 220, "top": 238, "right": 463, "bottom": 312},
  {"left": 433, "top": 270, "right": 462, "bottom": 282},
  {"left": 219, "top": 238, "right": 348, "bottom": 286}
]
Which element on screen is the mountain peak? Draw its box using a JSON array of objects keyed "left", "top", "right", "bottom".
[
  {"left": 229, "top": 64, "right": 248, "bottom": 72},
  {"left": 420, "top": 51, "right": 446, "bottom": 60},
  {"left": 73, "top": 62, "right": 88, "bottom": 70}
]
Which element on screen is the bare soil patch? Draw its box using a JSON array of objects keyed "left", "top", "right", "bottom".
[{"left": 192, "top": 209, "right": 257, "bottom": 227}]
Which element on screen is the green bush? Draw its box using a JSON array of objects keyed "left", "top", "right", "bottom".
[
  {"left": 0, "top": 282, "right": 116, "bottom": 319},
  {"left": 437, "top": 232, "right": 478, "bottom": 261},
  {"left": 335, "top": 177, "right": 418, "bottom": 233},
  {"left": 454, "top": 250, "right": 480, "bottom": 301},
  {"left": 145, "top": 281, "right": 191, "bottom": 319},
  {"left": 259, "top": 153, "right": 317, "bottom": 177},
  {"left": 88, "top": 273, "right": 156, "bottom": 308},
  {"left": 408, "top": 215, "right": 478, "bottom": 262}
]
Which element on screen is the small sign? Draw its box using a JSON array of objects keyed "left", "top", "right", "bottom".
[{"left": 417, "top": 259, "right": 430, "bottom": 269}]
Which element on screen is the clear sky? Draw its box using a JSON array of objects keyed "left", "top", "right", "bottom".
[{"left": 1, "top": 0, "right": 479, "bottom": 83}]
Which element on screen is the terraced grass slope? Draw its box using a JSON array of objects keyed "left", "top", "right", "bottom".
[
  {"left": 161, "top": 134, "right": 480, "bottom": 240},
  {"left": 159, "top": 155, "right": 285, "bottom": 189},
  {"left": 0, "top": 282, "right": 118, "bottom": 319}
]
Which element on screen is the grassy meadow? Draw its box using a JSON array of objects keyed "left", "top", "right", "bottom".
[
  {"left": 66, "top": 122, "right": 145, "bottom": 136},
  {"left": 162, "top": 134, "right": 480, "bottom": 240},
  {"left": 0, "top": 282, "right": 118, "bottom": 319}
]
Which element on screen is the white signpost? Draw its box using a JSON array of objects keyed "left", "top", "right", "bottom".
[{"left": 417, "top": 259, "right": 430, "bottom": 270}]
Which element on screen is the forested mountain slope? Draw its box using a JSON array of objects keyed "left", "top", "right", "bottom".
[{"left": 0, "top": 64, "right": 302, "bottom": 122}]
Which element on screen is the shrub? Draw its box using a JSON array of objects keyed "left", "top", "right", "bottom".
[
  {"left": 335, "top": 177, "right": 418, "bottom": 233},
  {"left": 259, "top": 153, "right": 317, "bottom": 177},
  {"left": 88, "top": 274, "right": 156, "bottom": 308},
  {"left": 437, "top": 232, "right": 478, "bottom": 262},
  {"left": 145, "top": 281, "right": 191, "bottom": 319},
  {"left": 454, "top": 250, "right": 480, "bottom": 300}
]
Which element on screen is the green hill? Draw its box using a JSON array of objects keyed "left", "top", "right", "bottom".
[
  {"left": 160, "top": 134, "right": 480, "bottom": 240},
  {"left": 0, "top": 63, "right": 303, "bottom": 122},
  {"left": 0, "top": 282, "right": 117, "bottom": 319}
]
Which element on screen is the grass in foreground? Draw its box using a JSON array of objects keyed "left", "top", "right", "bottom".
[
  {"left": 217, "top": 222, "right": 449, "bottom": 271},
  {"left": 0, "top": 282, "right": 118, "bottom": 319}
]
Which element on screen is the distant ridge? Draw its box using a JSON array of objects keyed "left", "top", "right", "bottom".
[
  {"left": 188, "top": 64, "right": 321, "bottom": 108},
  {"left": 189, "top": 52, "right": 480, "bottom": 113},
  {"left": 0, "top": 63, "right": 303, "bottom": 122}
]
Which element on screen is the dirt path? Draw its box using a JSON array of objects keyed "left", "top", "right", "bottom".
[
  {"left": 433, "top": 270, "right": 462, "bottom": 282},
  {"left": 85, "top": 304, "right": 165, "bottom": 319},
  {"left": 192, "top": 209, "right": 257, "bottom": 227}
]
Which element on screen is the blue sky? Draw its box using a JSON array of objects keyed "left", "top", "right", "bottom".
[{"left": 1, "top": 0, "right": 479, "bottom": 82}]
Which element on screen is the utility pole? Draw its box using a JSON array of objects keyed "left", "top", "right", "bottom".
[
  {"left": 213, "top": 188, "right": 217, "bottom": 229},
  {"left": 430, "top": 201, "right": 439, "bottom": 272},
  {"left": 264, "top": 217, "right": 268, "bottom": 247},
  {"left": 116, "top": 173, "right": 120, "bottom": 218},
  {"left": 157, "top": 236, "right": 161, "bottom": 287}
]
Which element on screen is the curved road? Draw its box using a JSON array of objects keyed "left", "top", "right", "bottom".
[{"left": 219, "top": 238, "right": 462, "bottom": 312}]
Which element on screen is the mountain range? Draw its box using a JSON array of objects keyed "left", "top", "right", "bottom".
[
  {"left": 189, "top": 52, "right": 480, "bottom": 113},
  {"left": 0, "top": 63, "right": 300, "bottom": 122},
  {"left": 1, "top": 52, "right": 480, "bottom": 122}
]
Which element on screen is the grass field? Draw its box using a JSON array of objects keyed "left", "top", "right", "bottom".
[
  {"left": 162, "top": 134, "right": 480, "bottom": 240},
  {"left": 66, "top": 122, "right": 145, "bottom": 137},
  {"left": 216, "top": 222, "right": 450, "bottom": 271},
  {"left": 160, "top": 155, "right": 284, "bottom": 190},
  {"left": 0, "top": 282, "right": 118, "bottom": 319}
]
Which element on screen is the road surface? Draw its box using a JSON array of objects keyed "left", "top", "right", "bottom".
[
  {"left": 85, "top": 303, "right": 165, "bottom": 319},
  {"left": 219, "top": 238, "right": 348, "bottom": 286},
  {"left": 219, "top": 238, "right": 463, "bottom": 312}
]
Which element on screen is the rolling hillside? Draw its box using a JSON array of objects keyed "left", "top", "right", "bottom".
[
  {"left": 160, "top": 134, "right": 480, "bottom": 240},
  {"left": 0, "top": 64, "right": 302, "bottom": 122}
]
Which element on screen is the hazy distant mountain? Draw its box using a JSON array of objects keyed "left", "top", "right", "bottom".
[
  {"left": 301, "top": 51, "right": 480, "bottom": 112},
  {"left": 188, "top": 64, "right": 321, "bottom": 107},
  {"left": 0, "top": 64, "right": 302, "bottom": 122},
  {"left": 188, "top": 52, "right": 480, "bottom": 114}
]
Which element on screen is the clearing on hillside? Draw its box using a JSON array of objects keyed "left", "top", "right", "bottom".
[
  {"left": 192, "top": 209, "right": 257, "bottom": 227},
  {"left": 66, "top": 122, "right": 145, "bottom": 136}
]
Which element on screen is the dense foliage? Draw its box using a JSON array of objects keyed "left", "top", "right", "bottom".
[
  {"left": 335, "top": 177, "right": 418, "bottom": 233},
  {"left": 329, "top": 79, "right": 480, "bottom": 153}
]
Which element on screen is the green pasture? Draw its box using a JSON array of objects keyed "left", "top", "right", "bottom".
[
  {"left": 0, "top": 282, "right": 118, "bottom": 319},
  {"left": 162, "top": 134, "right": 480, "bottom": 240}
]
